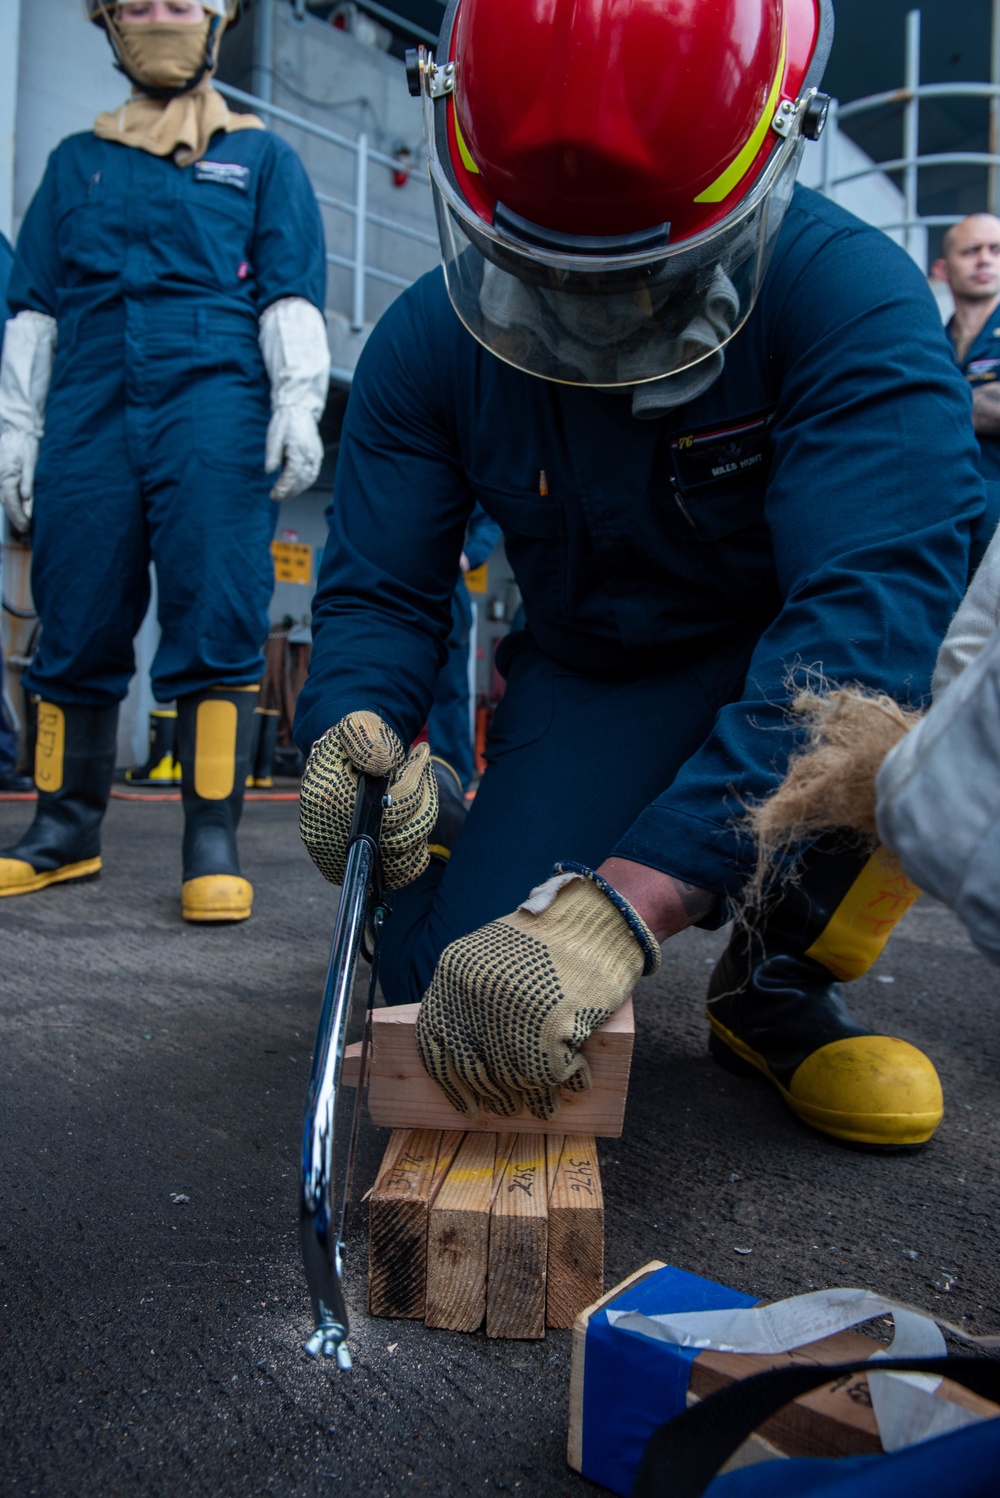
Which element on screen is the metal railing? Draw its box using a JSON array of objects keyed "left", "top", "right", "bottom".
[
  {"left": 819, "top": 6, "right": 1000, "bottom": 264},
  {"left": 215, "top": 77, "right": 436, "bottom": 359}
]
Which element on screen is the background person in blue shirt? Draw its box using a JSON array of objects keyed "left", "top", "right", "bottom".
[
  {"left": 296, "top": 0, "right": 995, "bottom": 1151},
  {"left": 0, "top": 0, "right": 328, "bottom": 922},
  {"left": 933, "top": 213, "right": 1000, "bottom": 480}
]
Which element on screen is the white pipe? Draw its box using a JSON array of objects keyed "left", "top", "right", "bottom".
[
  {"left": 254, "top": 0, "right": 274, "bottom": 119},
  {"left": 0, "top": 0, "right": 22, "bottom": 239},
  {"left": 352, "top": 133, "right": 369, "bottom": 333},
  {"left": 991, "top": 0, "right": 1000, "bottom": 214},
  {"left": 903, "top": 9, "right": 921, "bottom": 263}
]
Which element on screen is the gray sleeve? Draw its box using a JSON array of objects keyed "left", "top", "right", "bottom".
[
  {"left": 931, "top": 521, "right": 1000, "bottom": 698},
  {"left": 877, "top": 625, "right": 1000, "bottom": 964}
]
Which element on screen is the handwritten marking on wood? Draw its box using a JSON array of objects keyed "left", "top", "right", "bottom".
[
  {"left": 546, "top": 1136, "right": 604, "bottom": 1329},
  {"left": 368, "top": 1128, "right": 442, "bottom": 1319},
  {"left": 486, "top": 1135, "right": 548, "bottom": 1340}
]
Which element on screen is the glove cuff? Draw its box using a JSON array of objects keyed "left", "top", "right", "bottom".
[
  {"left": 0, "top": 310, "right": 58, "bottom": 436},
  {"left": 549, "top": 861, "right": 661, "bottom": 976},
  {"left": 258, "top": 296, "right": 331, "bottom": 420}
]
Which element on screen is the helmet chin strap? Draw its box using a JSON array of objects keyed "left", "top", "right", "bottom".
[{"left": 107, "top": 12, "right": 223, "bottom": 100}]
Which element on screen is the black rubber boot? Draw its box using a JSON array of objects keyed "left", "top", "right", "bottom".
[
  {"left": 0, "top": 701, "right": 118, "bottom": 897},
  {"left": 427, "top": 755, "right": 468, "bottom": 863},
  {"left": 707, "top": 837, "right": 942, "bottom": 1148},
  {"left": 248, "top": 707, "right": 279, "bottom": 788},
  {"left": 125, "top": 708, "right": 180, "bottom": 785},
  {"left": 176, "top": 687, "right": 256, "bottom": 923}
]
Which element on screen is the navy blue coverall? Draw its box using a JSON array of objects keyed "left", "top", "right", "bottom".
[
  {"left": 0, "top": 230, "right": 18, "bottom": 774},
  {"left": 427, "top": 504, "right": 501, "bottom": 788},
  {"left": 296, "top": 186, "right": 996, "bottom": 1005},
  {"left": 948, "top": 310, "right": 1000, "bottom": 480},
  {"left": 7, "top": 129, "right": 326, "bottom": 707}
]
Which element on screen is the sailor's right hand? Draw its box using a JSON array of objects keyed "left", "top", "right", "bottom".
[
  {"left": 299, "top": 710, "right": 438, "bottom": 889},
  {"left": 0, "top": 424, "right": 38, "bottom": 533}
]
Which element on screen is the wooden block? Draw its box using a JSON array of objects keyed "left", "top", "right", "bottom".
[
  {"left": 690, "top": 1327, "right": 1000, "bottom": 1459},
  {"left": 429, "top": 1130, "right": 465, "bottom": 1201},
  {"left": 486, "top": 1134, "right": 548, "bottom": 1340},
  {"left": 368, "top": 1128, "right": 442, "bottom": 1320},
  {"left": 545, "top": 1133, "right": 565, "bottom": 1198},
  {"left": 489, "top": 1133, "right": 516, "bottom": 1203},
  {"left": 343, "top": 998, "right": 634, "bottom": 1137},
  {"left": 546, "top": 1136, "right": 604, "bottom": 1329},
  {"left": 425, "top": 1133, "right": 497, "bottom": 1332}
]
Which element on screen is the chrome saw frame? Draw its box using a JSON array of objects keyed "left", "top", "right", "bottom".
[{"left": 300, "top": 770, "right": 391, "bottom": 1368}]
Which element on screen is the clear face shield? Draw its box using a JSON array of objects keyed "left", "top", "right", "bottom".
[{"left": 419, "top": 64, "right": 811, "bottom": 388}]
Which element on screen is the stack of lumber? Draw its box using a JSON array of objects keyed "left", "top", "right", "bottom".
[
  {"left": 352, "top": 998, "right": 634, "bottom": 1337},
  {"left": 368, "top": 1128, "right": 604, "bottom": 1337}
]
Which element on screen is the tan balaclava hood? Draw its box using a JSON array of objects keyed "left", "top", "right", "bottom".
[
  {"left": 93, "top": 11, "right": 263, "bottom": 167},
  {"left": 114, "top": 17, "right": 213, "bottom": 90}
]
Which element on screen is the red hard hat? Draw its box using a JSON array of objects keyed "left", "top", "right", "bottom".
[{"left": 411, "top": 0, "right": 833, "bottom": 387}]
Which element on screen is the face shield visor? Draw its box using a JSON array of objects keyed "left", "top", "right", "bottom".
[{"left": 422, "top": 71, "right": 809, "bottom": 388}]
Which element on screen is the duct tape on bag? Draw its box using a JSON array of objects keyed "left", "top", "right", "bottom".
[{"left": 607, "top": 1286, "right": 986, "bottom": 1453}]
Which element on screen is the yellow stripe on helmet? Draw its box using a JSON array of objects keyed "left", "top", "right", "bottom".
[
  {"left": 452, "top": 105, "right": 481, "bottom": 175},
  {"left": 695, "top": 25, "right": 788, "bottom": 205}
]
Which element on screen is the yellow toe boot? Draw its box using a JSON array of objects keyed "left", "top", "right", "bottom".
[
  {"left": 176, "top": 687, "right": 256, "bottom": 924},
  {"left": 707, "top": 837, "right": 942, "bottom": 1148},
  {"left": 0, "top": 701, "right": 117, "bottom": 898}
]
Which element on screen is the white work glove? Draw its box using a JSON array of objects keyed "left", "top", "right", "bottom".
[
  {"left": 0, "top": 310, "right": 58, "bottom": 532},
  {"left": 259, "top": 296, "right": 330, "bottom": 502}
]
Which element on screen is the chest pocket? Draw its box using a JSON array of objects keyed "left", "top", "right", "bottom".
[
  {"left": 172, "top": 167, "right": 256, "bottom": 287},
  {"left": 56, "top": 170, "right": 120, "bottom": 278},
  {"left": 471, "top": 479, "right": 561, "bottom": 538},
  {"left": 667, "top": 409, "right": 774, "bottom": 541},
  {"left": 471, "top": 477, "right": 568, "bottom": 621}
]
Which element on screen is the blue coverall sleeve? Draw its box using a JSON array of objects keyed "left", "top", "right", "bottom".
[
  {"left": 463, "top": 504, "right": 502, "bottom": 572},
  {"left": 294, "top": 286, "right": 475, "bottom": 751},
  {"left": 613, "top": 219, "right": 986, "bottom": 901},
  {"left": 251, "top": 138, "right": 327, "bottom": 313},
  {"left": 6, "top": 151, "right": 61, "bottom": 317}
]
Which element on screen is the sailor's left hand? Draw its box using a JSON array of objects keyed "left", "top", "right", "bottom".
[{"left": 265, "top": 406, "right": 324, "bottom": 502}]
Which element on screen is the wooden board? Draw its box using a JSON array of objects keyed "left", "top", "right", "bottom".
[
  {"left": 491, "top": 1133, "right": 517, "bottom": 1204},
  {"left": 691, "top": 1329, "right": 1000, "bottom": 1459},
  {"left": 568, "top": 1262, "right": 1000, "bottom": 1474},
  {"left": 429, "top": 1131, "right": 465, "bottom": 1200},
  {"left": 425, "top": 1133, "right": 497, "bottom": 1332},
  {"left": 545, "top": 1134, "right": 565, "bottom": 1198},
  {"left": 546, "top": 1136, "right": 604, "bottom": 1330},
  {"left": 343, "top": 999, "right": 634, "bottom": 1138},
  {"left": 367, "top": 1127, "right": 442, "bottom": 1320},
  {"left": 486, "top": 1134, "right": 548, "bottom": 1340}
]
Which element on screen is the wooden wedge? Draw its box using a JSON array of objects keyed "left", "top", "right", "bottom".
[
  {"left": 425, "top": 1133, "right": 497, "bottom": 1332},
  {"left": 367, "top": 1127, "right": 442, "bottom": 1319},
  {"left": 546, "top": 1136, "right": 604, "bottom": 1329},
  {"left": 486, "top": 1134, "right": 548, "bottom": 1340}
]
